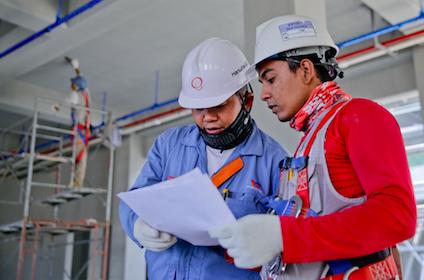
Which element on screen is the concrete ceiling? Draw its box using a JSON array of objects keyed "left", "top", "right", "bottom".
[
  {"left": 0, "top": 0, "right": 423, "bottom": 121},
  {"left": 0, "top": 0, "right": 244, "bottom": 119}
]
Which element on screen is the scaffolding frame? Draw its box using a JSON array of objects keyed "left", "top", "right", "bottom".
[{"left": 0, "top": 96, "right": 114, "bottom": 280}]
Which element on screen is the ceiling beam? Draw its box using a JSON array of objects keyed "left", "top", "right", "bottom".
[
  {"left": 0, "top": 0, "right": 58, "bottom": 31},
  {"left": 362, "top": 0, "right": 424, "bottom": 34},
  {"left": 0, "top": 0, "right": 158, "bottom": 86}
]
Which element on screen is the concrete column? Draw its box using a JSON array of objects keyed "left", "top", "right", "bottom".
[
  {"left": 294, "top": 0, "right": 327, "bottom": 28},
  {"left": 413, "top": 45, "right": 424, "bottom": 121},
  {"left": 109, "top": 136, "right": 131, "bottom": 280},
  {"left": 0, "top": 0, "right": 57, "bottom": 31},
  {"left": 110, "top": 133, "right": 147, "bottom": 280},
  {"left": 243, "top": 0, "right": 326, "bottom": 153},
  {"left": 243, "top": 0, "right": 295, "bottom": 63},
  {"left": 63, "top": 233, "right": 74, "bottom": 280},
  {"left": 123, "top": 133, "right": 147, "bottom": 280}
]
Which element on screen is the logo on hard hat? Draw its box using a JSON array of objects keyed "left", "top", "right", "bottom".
[
  {"left": 191, "top": 77, "right": 203, "bottom": 91},
  {"left": 231, "top": 62, "right": 248, "bottom": 77},
  {"left": 279, "top": 20, "right": 316, "bottom": 41}
]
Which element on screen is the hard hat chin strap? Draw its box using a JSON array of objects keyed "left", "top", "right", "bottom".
[{"left": 325, "top": 57, "right": 344, "bottom": 79}]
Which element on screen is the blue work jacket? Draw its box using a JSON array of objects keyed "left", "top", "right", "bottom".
[{"left": 119, "top": 122, "right": 288, "bottom": 280}]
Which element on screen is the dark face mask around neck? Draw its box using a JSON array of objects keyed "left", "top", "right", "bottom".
[{"left": 199, "top": 107, "right": 253, "bottom": 150}]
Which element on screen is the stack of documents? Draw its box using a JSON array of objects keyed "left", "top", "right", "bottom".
[{"left": 117, "top": 168, "right": 235, "bottom": 246}]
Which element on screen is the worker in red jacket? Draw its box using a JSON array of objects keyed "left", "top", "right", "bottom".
[{"left": 210, "top": 15, "right": 417, "bottom": 280}]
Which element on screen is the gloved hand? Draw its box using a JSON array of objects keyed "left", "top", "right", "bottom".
[
  {"left": 71, "top": 75, "right": 88, "bottom": 91},
  {"left": 209, "top": 214, "right": 282, "bottom": 268},
  {"left": 133, "top": 218, "right": 177, "bottom": 252}
]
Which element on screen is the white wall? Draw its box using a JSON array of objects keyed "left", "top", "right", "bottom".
[{"left": 123, "top": 133, "right": 147, "bottom": 280}]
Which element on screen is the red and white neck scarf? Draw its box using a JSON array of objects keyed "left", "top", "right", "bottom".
[{"left": 289, "top": 81, "right": 352, "bottom": 132}]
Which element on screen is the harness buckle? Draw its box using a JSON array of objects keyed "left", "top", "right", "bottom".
[
  {"left": 266, "top": 254, "right": 287, "bottom": 279},
  {"left": 279, "top": 156, "right": 309, "bottom": 170},
  {"left": 342, "top": 266, "right": 359, "bottom": 280},
  {"left": 265, "top": 195, "right": 303, "bottom": 278},
  {"left": 289, "top": 195, "right": 302, "bottom": 218}
]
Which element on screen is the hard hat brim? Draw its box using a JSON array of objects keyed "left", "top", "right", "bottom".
[{"left": 178, "top": 89, "right": 236, "bottom": 109}]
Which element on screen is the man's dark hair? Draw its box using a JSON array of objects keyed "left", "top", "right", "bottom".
[
  {"left": 286, "top": 54, "right": 333, "bottom": 82},
  {"left": 256, "top": 52, "right": 342, "bottom": 82}
]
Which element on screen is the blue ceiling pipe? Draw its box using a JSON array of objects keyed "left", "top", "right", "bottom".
[
  {"left": 337, "top": 10, "right": 424, "bottom": 49},
  {"left": 115, "top": 97, "right": 179, "bottom": 123},
  {"left": 0, "top": 0, "right": 104, "bottom": 60}
]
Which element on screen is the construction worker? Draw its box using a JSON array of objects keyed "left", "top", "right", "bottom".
[
  {"left": 119, "top": 37, "right": 289, "bottom": 279},
  {"left": 209, "top": 15, "right": 417, "bottom": 280},
  {"left": 67, "top": 57, "right": 91, "bottom": 188}
]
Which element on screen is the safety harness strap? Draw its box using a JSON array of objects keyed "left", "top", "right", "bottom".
[
  {"left": 211, "top": 157, "right": 244, "bottom": 187},
  {"left": 321, "top": 254, "right": 398, "bottom": 280},
  {"left": 73, "top": 90, "right": 91, "bottom": 164},
  {"left": 77, "top": 124, "right": 89, "bottom": 145},
  {"left": 82, "top": 91, "right": 91, "bottom": 146},
  {"left": 294, "top": 101, "right": 347, "bottom": 215},
  {"left": 75, "top": 149, "right": 85, "bottom": 164}
]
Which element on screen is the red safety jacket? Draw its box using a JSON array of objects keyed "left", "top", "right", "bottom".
[{"left": 280, "top": 98, "right": 416, "bottom": 280}]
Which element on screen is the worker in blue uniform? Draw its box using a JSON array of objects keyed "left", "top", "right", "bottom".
[{"left": 119, "top": 37, "right": 289, "bottom": 279}]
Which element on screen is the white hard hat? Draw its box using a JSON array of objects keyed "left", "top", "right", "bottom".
[
  {"left": 253, "top": 15, "right": 338, "bottom": 66},
  {"left": 179, "top": 37, "right": 257, "bottom": 109}
]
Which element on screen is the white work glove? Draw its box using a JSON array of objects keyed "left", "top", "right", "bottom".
[
  {"left": 209, "top": 214, "right": 283, "bottom": 269},
  {"left": 133, "top": 218, "right": 177, "bottom": 252}
]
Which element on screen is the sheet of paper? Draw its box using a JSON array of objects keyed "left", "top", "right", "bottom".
[{"left": 117, "top": 168, "right": 235, "bottom": 246}]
